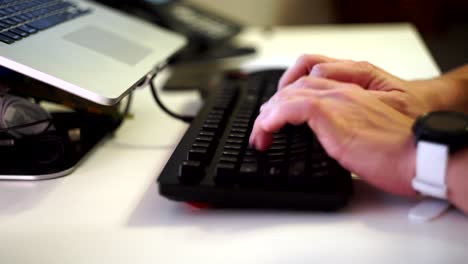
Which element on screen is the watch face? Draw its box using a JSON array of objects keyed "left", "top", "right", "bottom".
[{"left": 414, "top": 111, "right": 468, "bottom": 150}]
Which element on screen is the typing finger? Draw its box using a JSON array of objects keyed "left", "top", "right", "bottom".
[
  {"left": 309, "top": 60, "right": 397, "bottom": 90},
  {"left": 251, "top": 94, "right": 318, "bottom": 151},
  {"left": 278, "top": 54, "right": 338, "bottom": 90},
  {"left": 282, "top": 75, "right": 352, "bottom": 91},
  {"left": 261, "top": 76, "right": 357, "bottom": 113}
]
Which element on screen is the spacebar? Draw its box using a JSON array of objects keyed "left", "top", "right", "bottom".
[{"left": 27, "top": 13, "right": 70, "bottom": 30}]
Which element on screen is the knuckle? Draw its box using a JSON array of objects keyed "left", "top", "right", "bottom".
[
  {"left": 296, "top": 53, "right": 321, "bottom": 65},
  {"left": 295, "top": 76, "right": 314, "bottom": 88},
  {"left": 340, "top": 89, "right": 354, "bottom": 99},
  {"left": 273, "top": 89, "right": 289, "bottom": 102},
  {"left": 334, "top": 85, "right": 359, "bottom": 99},
  {"left": 296, "top": 54, "right": 311, "bottom": 64},
  {"left": 347, "top": 83, "right": 363, "bottom": 91},
  {"left": 355, "top": 60, "right": 375, "bottom": 74},
  {"left": 295, "top": 76, "right": 308, "bottom": 87}
]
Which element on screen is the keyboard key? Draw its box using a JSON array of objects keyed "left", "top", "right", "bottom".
[
  {"left": 178, "top": 160, "right": 203, "bottom": 184},
  {"left": 198, "top": 130, "right": 215, "bottom": 137},
  {"left": 219, "top": 155, "right": 238, "bottom": 163},
  {"left": 226, "top": 138, "right": 243, "bottom": 144},
  {"left": 202, "top": 123, "right": 219, "bottom": 131},
  {"left": 1, "top": 18, "right": 16, "bottom": 26},
  {"left": 205, "top": 118, "right": 222, "bottom": 125},
  {"left": 9, "top": 16, "right": 23, "bottom": 23},
  {"left": 232, "top": 123, "right": 248, "bottom": 129},
  {"left": 288, "top": 160, "right": 306, "bottom": 179},
  {"left": 27, "top": 13, "right": 70, "bottom": 30},
  {"left": 195, "top": 136, "right": 213, "bottom": 142},
  {"left": 266, "top": 161, "right": 286, "bottom": 179},
  {"left": 0, "top": 30, "right": 20, "bottom": 40},
  {"left": 17, "top": 25, "right": 37, "bottom": 34},
  {"left": 0, "top": 21, "right": 8, "bottom": 29},
  {"left": 188, "top": 148, "right": 209, "bottom": 163},
  {"left": 222, "top": 150, "right": 240, "bottom": 156},
  {"left": 215, "top": 163, "right": 237, "bottom": 185},
  {"left": 224, "top": 144, "right": 241, "bottom": 151},
  {"left": 231, "top": 127, "right": 247, "bottom": 133},
  {"left": 9, "top": 29, "right": 28, "bottom": 37},
  {"left": 192, "top": 142, "right": 210, "bottom": 149},
  {"left": 0, "top": 33, "right": 14, "bottom": 44},
  {"left": 267, "top": 151, "right": 286, "bottom": 160},
  {"left": 239, "top": 162, "right": 261, "bottom": 186},
  {"left": 228, "top": 133, "right": 246, "bottom": 139}
]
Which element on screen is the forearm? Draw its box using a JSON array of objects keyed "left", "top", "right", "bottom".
[
  {"left": 413, "top": 64, "right": 468, "bottom": 113},
  {"left": 447, "top": 148, "right": 468, "bottom": 214}
]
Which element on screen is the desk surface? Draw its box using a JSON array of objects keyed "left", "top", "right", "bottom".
[{"left": 1, "top": 24, "right": 467, "bottom": 264}]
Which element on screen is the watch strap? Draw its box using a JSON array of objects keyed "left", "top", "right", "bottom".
[{"left": 412, "top": 141, "right": 448, "bottom": 199}]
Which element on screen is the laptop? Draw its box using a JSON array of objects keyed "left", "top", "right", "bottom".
[{"left": 0, "top": 0, "right": 186, "bottom": 105}]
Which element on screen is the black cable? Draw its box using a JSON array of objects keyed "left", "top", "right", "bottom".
[{"left": 148, "top": 72, "right": 194, "bottom": 123}]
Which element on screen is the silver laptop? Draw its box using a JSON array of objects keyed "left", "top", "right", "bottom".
[{"left": 0, "top": 0, "right": 186, "bottom": 105}]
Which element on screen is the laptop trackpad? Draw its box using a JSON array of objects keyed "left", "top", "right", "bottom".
[{"left": 63, "top": 26, "right": 152, "bottom": 66}]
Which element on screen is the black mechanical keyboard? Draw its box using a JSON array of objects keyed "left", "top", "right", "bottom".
[
  {"left": 157, "top": 69, "right": 353, "bottom": 210},
  {"left": 0, "top": 0, "right": 90, "bottom": 44}
]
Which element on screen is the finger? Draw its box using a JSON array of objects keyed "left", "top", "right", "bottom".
[
  {"left": 283, "top": 75, "right": 354, "bottom": 91},
  {"left": 252, "top": 96, "right": 318, "bottom": 150},
  {"left": 253, "top": 76, "right": 355, "bottom": 150},
  {"left": 265, "top": 76, "right": 359, "bottom": 111},
  {"left": 260, "top": 76, "right": 349, "bottom": 116},
  {"left": 278, "top": 54, "right": 338, "bottom": 90},
  {"left": 309, "top": 61, "right": 396, "bottom": 90},
  {"left": 249, "top": 110, "right": 274, "bottom": 150}
]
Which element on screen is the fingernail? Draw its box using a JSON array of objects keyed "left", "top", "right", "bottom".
[{"left": 310, "top": 65, "right": 322, "bottom": 77}]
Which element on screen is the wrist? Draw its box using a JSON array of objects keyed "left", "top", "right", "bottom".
[
  {"left": 434, "top": 65, "right": 468, "bottom": 112},
  {"left": 408, "top": 78, "right": 453, "bottom": 112}
]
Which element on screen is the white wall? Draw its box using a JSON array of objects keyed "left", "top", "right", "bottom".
[{"left": 188, "top": 0, "right": 337, "bottom": 26}]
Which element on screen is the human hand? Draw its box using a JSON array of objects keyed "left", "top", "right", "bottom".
[
  {"left": 250, "top": 76, "right": 417, "bottom": 196},
  {"left": 278, "top": 54, "right": 446, "bottom": 118}
]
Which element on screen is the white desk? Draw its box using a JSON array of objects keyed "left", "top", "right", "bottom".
[{"left": 1, "top": 24, "right": 467, "bottom": 263}]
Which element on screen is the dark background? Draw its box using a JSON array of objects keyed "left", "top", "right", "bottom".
[
  {"left": 97, "top": 0, "right": 468, "bottom": 73},
  {"left": 333, "top": 0, "right": 468, "bottom": 72}
]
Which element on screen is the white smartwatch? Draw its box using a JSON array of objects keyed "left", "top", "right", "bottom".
[{"left": 409, "top": 111, "right": 468, "bottom": 221}]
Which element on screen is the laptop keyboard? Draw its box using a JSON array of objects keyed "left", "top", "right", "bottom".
[
  {"left": 0, "top": 0, "right": 91, "bottom": 44},
  {"left": 157, "top": 69, "right": 353, "bottom": 210}
]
